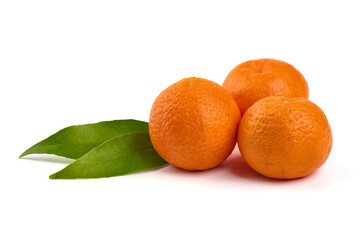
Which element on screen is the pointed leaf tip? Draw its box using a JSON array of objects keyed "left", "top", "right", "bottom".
[
  {"left": 48, "top": 133, "right": 168, "bottom": 179},
  {"left": 20, "top": 119, "right": 149, "bottom": 160}
]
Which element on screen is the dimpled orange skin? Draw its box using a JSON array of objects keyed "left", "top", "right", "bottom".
[
  {"left": 238, "top": 96, "right": 332, "bottom": 179},
  {"left": 149, "top": 77, "right": 241, "bottom": 170},
  {"left": 222, "top": 58, "right": 309, "bottom": 115}
]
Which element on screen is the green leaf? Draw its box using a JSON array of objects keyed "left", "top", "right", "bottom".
[
  {"left": 49, "top": 133, "right": 168, "bottom": 179},
  {"left": 19, "top": 119, "right": 149, "bottom": 159}
]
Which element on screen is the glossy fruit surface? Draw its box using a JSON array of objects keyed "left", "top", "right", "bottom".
[
  {"left": 223, "top": 58, "right": 309, "bottom": 115},
  {"left": 238, "top": 96, "right": 332, "bottom": 179},
  {"left": 149, "top": 77, "right": 241, "bottom": 170}
]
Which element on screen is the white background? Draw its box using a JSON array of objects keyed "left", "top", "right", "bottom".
[{"left": 1, "top": 0, "right": 359, "bottom": 239}]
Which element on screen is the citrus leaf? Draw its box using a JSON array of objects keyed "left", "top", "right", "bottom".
[
  {"left": 49, "top": 133, "right": 168, "bottom": 179},
  {"left": 20, "top": 120, "right": 149, "bottom": 159}
]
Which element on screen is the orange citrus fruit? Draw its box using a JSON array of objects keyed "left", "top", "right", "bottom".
[
  {"left": 238, "top": 96, "right": 332, "bottom": 179},
  {"left": 222, "top": 58, "right": 309, "bottom": 115},
  {"left": 149, "top": 77, "right": 241, "bottom": 170}
]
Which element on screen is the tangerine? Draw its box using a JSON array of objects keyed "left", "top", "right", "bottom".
[
  {"left": 223, "top": 58, "right": 309, "bottom": 115},
  {"left": 149, "top": 77, "right": 240, "bottom": 170},
  {"left": 238, "top": 96, "right": 332, "bottom": 179}
]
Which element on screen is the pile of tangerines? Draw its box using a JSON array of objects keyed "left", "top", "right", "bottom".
[{"left": 149, "top": 59, "right": 332, "bottom": 179}]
